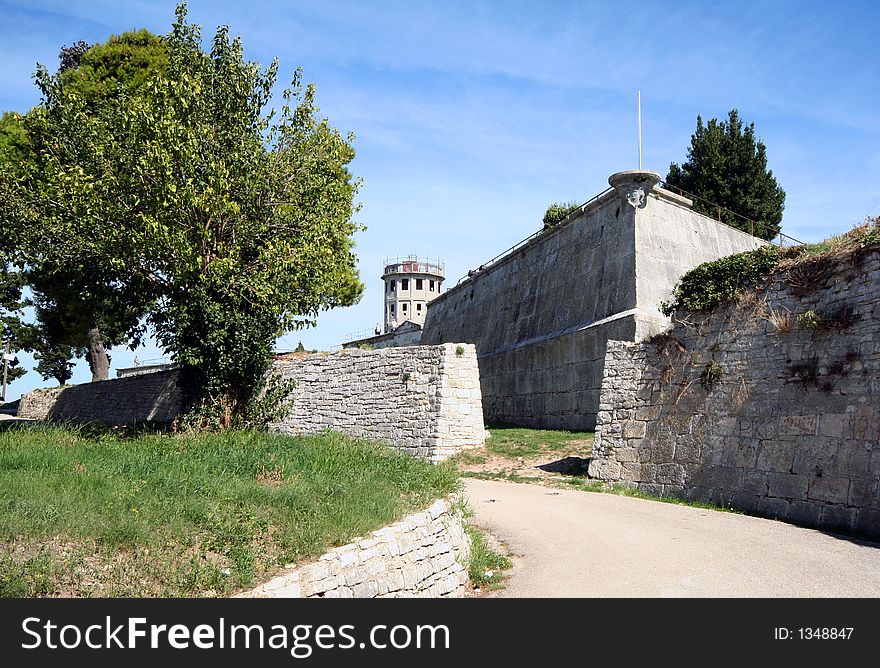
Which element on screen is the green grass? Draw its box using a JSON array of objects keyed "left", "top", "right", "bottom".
[
  {"left": 464, "top": 525, "right": 511, "bottom": 590},
  {"left": 461, "top": 424, "right": 739, "bottom": 515},
  {"left": 451, "top": 450, "right": 487, "bottom": 465},
  {"left": 0, "top": 425, "right": 458, "bottom": 597},
  {"left": 781, "top": 218, "right": 880, "bottom": 263},
  {"left": 484, "top": 424, "right": 593, "bottom": 459},
  {"left": 562, "top": 477, "right": 742, "bottom": 513}
]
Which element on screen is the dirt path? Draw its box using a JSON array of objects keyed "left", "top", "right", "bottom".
[{"left": 465, "top": 477, "right": 880, "bottom": 597}]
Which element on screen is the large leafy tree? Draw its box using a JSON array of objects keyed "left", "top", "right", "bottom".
[
  {"left": 665, "top": 109, "right": 786, "bottom": 241},
  {"left": 0, "top": 31, "right": 167, "bottom": 382},
  {"left": 5, "top": 3, "right": 363, "bottom": 425}
]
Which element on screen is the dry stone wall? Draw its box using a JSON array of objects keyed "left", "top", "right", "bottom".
[
  {"left": 272, "top": 344, "right": 484, "bottom": 462},
  {"left": 590, "top": 251, "right": 880, "bottom": 539},
  {"left": 238, "top": 495, "right": 470, "bottom": 598},
  {"left": 17, "top": 370, "right": 181, "bottom": 423},
  {"left": 18, "top": 345, "right": 485, "bottom": 462}
]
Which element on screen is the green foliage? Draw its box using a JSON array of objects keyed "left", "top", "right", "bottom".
[
  {"left": 0, "top": 261, "right": 29, "bottom": 390},
  {"left": 0, "top": 112, "right": 29, "bottom": 168},
  {"left": 455, "top": 345, "right": 465, "bottom": 356},
  {"left": 4, "top": 4, "right": 363, "bottom": 426},
  {"left": 542, "top": 201, "right": 579, "bottom": 229},
  {"left": 59, "top": 30, "right": 168, "bottom": 103},
  {"left": 24, "top": 262, "right": 151, "bottom": 382},
  {"left": 796, "top": 310, "right": 824, "bottom": 330},
  {"left": 666, "top": 109, "right": 785, "bottom": 240},
  {"left": 664, "top": 217, "right": 880, "bottom": 317},
  {"left": 700, "top": 360, "right": 723, "bottom": 391},
  {"left": 787, "top": 217, "right": 880, "bottom": 261},
  {"left": 661, "top": 245, "right": 782, "bottom": 315},
  {"left": 31, "top": 343, "right": 76, "bottom": 386},
  {"left": 0, "top": 114, "right": 32, "bottom": 375},
  {"left": 0, "top": 426, "right": 459, "bottom": 596},
  {"left": 0, "top": 32, "right": 167, "bottom": 382}
]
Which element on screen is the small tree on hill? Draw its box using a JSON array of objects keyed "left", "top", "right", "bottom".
[
  {"left": 542, "top": 201, "right": 579, "bottom": 229},
  {"left": 665, "top": 109, "right": 785, "bottom": 241}
]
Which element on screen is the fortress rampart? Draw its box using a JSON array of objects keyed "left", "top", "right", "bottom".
[{"left": 420, "top": 170, "right": 765, "bottom": 430}]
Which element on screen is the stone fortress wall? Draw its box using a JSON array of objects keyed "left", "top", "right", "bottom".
[
  {"left": 18, "top": 344, "right": 485, "bottom": 463},
  {"left": 589, "top": 250, "right": 880, "bottom": 539},
  {"left": 419, "top": 171, "right": 765, "bottom": 430}
]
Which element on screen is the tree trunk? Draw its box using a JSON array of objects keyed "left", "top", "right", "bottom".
[{"left": 85, "top": 327, "right": 110, "bottom": 381}]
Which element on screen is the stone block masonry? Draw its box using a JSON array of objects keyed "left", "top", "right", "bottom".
[
  {"left": 19, "top": 344, "right": 485, "bottom": 463},
  {"left": 590, "top": 250, "right": 880, "bottom": 539},
  {"left": 237, "top": 495, "right": 470, "bottom": 598},
  {"left": 17, "top": 369, "right": 181, "bottom": 423},
  {"left": 272, "top": 344, "right": 484, "bottom": 462}
]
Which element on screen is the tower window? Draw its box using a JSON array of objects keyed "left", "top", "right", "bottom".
[
  {"left": 401, "top": 279, "right": 409, "bottom": 290},
  {"left": 390, "top": 304, "right": 395, "bottom": 314},
  {"left": 417, "top": 303, "right": 422, "bottom": 312},
  {"left": 402, "top": 303, "right": 408, "bottom": 312},
  {"left": 416, "top": 279, "right": 423, "bottom": 290},
  {"left": 389, "top": 280, "right": 395, "bottom": 292},
  {"left": 429, "top": 280, "right": 435, "bottom": 291}
]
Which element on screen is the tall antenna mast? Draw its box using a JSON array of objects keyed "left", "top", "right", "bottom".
[{"left": 637, "top": 90, "right": 642, "bottom": 169}]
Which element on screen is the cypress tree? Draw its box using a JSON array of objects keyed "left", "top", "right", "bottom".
[{"left": 666, "top": 109, "right": 785, "bottom": 241}]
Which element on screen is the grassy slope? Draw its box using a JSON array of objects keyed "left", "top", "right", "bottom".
[{"left": 0, "top": 427, "right": 458, "bottom": 597}]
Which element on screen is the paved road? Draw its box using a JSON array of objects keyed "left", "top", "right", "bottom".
[{"left": 465, "top": 478, "right": 880, "bottom": 597}]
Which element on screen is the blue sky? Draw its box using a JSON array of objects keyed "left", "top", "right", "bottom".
[{"left": 1, "top": 0, "right": 878, "bottom": 398}]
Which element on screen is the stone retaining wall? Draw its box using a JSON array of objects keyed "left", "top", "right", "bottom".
[
  {"left": 271, "top": 344, "right": 485, "bottom": 462},
  {"left": 17, "top": 345, "right": 485, "bottom": 462},
  {"left": 16, "top": 370, "right": 181, "bottom": 423},
  {"left": 589, "top": 250, "right": 880, "bottom": 539},
  {"left": 237, "top": 496, "right": 470, "bottom": 598}
]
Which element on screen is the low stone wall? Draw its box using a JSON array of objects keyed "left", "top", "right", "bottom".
[
  {"left": 272, "top": 344, "right": 485, "bottom": 462},
  {"left": 237, "top": 496, "right": 470, "bottom": 598},
  {"left": 16, "top": 370, "right": 181, "bottom": 423},
  {"left": 589, "top": 251, "right": 880, "bottom": 539},
  {"left": 17, "top": 345, "right": 485, "bottom": 462}
]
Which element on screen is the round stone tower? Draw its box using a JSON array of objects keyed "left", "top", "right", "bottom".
[{"left": 381, "top": 255, "right": 445, "bottom": 333}]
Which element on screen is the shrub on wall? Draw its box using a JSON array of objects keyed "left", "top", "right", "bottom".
[
  {"left": 663, "top": 217, "right": 880, "bottom": 317},
  {"left": 661, "top": 245, "right": 782, "bottom": 315},
  {"left": 542, "top": 201, "right": 580, "bottom": 229}
]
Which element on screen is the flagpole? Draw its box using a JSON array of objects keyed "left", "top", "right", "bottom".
[{"left": 637, "top": 90, "right": 642, "bottom": 170}]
